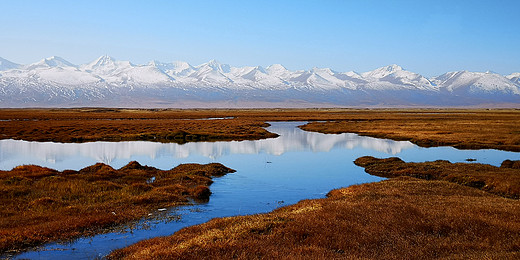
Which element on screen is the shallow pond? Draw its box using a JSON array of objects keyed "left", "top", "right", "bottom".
[{"left": 2, "top": 122, "right": 518, "bottom": 259}]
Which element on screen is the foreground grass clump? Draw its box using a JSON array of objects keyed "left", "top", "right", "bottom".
[
  {"left": 354, "top": 156, "right": 520, "bottom": 199},
  {"left": 109, "top": 176, "right": 520, "bottom": 259},
  {"left": 0, "top": 162, "right": 235, "bottom": 253}
]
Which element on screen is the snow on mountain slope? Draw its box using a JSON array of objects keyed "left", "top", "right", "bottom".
[
  {"left": 3, "top": 57, "right": 100, "bottom": 86},
  {"left": 362, "top": 64, "right": 403, "bottom": 79},
  {"left": 190, "top": 60, "right": 233, "bottom": 85},
  {"left": 361, "top": 65, "right": 437, "bottom": 91},
  {"left": 0, "top": 56, "right": 519, "bottom": 107},
  {"left": 82, "top": 55, "right": 133, "bottom": 75},
  {"left": 227, "top": 66, "right": 286, "bottom": 87},
  {"left": 0, "top": 57, "right": 20, "bottom": 71},
  {"left": 432, "top": 71, "right": 520, "bottom": 94},
  {"left": 304, "top": 68, "right": 350, "bottom": 90},
  {"left": 25, "top": 56, "right": 76, "bottom": 70},
  {"left": 122, "top": 65, "right": 174, "bottom": 85},
  {"left": 507, "top": 73, "right": 520, "bottom": 85},
  {"left": 81, "top": 56, "right": 175, "bottom": 85},
  {"left": 266, "top": 64, "right": 292, "bottom": 78}
]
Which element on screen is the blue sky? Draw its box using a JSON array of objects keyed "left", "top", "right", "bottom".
[{"left": 0, "top": 0, "right": 518, "bottom": 76}]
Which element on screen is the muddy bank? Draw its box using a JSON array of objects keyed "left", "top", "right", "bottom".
[{"left": 0, "top": 162, "right": 234, "bottom": 254}]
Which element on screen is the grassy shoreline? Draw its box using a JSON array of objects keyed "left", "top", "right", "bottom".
[
  {"left": 109, "top": 159, "right": 520, "bottom": 259},
  {"left": 1, "top": 108, "right": 519, "bottom": 152},
  {"left": 354, "top": 156, "right": 520, "bottom": 199},
  {"left": 0, "top": 162, "right": 235, "bottom": 254}
]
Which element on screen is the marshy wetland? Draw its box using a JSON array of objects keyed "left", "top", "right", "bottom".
[{"left": 1, "top": 108, "right": 519, "bottom": 259}]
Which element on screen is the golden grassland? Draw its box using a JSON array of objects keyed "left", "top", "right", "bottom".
[
  {"left": 0, "top": 162, "right": 234, "bottom": 254},
  {"left": 1, "top": 108, "right": 519, "bottom": 151},
  {"left": 355, "top": 156, "right": 520, "bottom": 199},
  {"left": 108, "top": 173, "right": 520, "bottom": 259},
  {"left": 299, "top": 109, "right": 520, "bottom": 152}
]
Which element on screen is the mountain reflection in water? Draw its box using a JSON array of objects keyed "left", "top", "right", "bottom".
[{"left": 0, "top": 122, "right": 414, "bottom": 171}]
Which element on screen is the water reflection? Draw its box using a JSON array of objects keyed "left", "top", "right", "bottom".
[{"left": 0, "top": 122, "right": 414, "bottom": 170}]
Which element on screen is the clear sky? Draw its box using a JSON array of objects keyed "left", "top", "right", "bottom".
[{"left": 0, "top": 0, "right": 519, "bottom": 77}]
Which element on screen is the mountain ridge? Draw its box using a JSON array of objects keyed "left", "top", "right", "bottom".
[{"left": 0, "top": 56, "right": 519, "bottom": 108}]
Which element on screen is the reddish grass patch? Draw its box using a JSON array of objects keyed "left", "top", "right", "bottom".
[
  {"left": 299, "top": 109, "right": 520, "bottom": 152},
  {"left": 108, "top": 177, "right": 520, "bottom": 259},
  {"left": 354, "top": 156, "right": 520, "bottom": 199},
  {"left": 0, "top": 162, "right": 235, "bottom": 254}
]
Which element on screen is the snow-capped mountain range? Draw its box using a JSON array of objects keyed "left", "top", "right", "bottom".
[{"left": 0, "top": 55, "right": 519, "bottom": 107}]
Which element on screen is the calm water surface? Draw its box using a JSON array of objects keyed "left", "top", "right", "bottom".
[{"left": 2, "top": 122, "right": 518, "bottom": 259}]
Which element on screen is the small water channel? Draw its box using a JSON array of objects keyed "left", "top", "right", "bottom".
[{"left": 2, "top": 122, "right": 518, "bottom": 259}]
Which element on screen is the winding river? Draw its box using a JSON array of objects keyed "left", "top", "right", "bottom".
[{"left": 2, "top": 122, "right": 518, "bottom": 259}]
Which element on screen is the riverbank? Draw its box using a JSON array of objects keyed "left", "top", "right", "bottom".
[
  {"left": 109, "top": 159, "right": 520, "bottom": 259},
  {"left": 299, "top": 109, "right": 520, "bottom": 152},
  {"left": 0, "top": 162, "right": 234, "bottom": 254},
  {"left": 1, "top": 109, "right": 519, "bottom": 152},
  {"left": 354, "top": 156, "right": 520, "bottom": 198}
]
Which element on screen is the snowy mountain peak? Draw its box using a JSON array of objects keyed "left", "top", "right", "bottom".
[
  {"left": 311, "top": 67, "right": 335, "bottom": 75},
  {"left": 507, "top": 72, "right": 520, "bottom": 78},
  {"left": 266, "top": 64, "right": 290, "bottom": 77},
  {"left": 27, "top": 56, "right": 75, "bottom": 69},
  {"left": 172, "top": 61, "right": 193, "bottom": 70},
  {"left": 431, "top": 70, "right": 520, "bottom": 94},
  {"left": 89, "top": 55, "right": 117, "bottom": 68},
  {"left": 148, "top": 60, "right": 173, "bottom": 71},
  {"left": 507, "top": 72, "right": 520, "bottom": 85},
  {"left": 155, "top": 61, "right": 195, "bottom": 76},
  {"left": 200, "top": 59, "right": 231, "bottom": 73},
  {"left": 344, "top": 71, "right": 361, "bottom": 77},
  {"left": 253, "top": 65, "right": 266, "bottom": 73},
  {"left": 362, "top": 64, "right": 403, "bottom": 78},
  {"left": 387, "top": 64, "right": 403, "bottom": 71},
  {"left": 0, "top": 57, "right": 20, "bottom": 71},
  {"left": 267, "top": 64, "right": 287, "bottom": 71},
  {"left": 83, "top": 55, "right": 133, "bottom": 74}
]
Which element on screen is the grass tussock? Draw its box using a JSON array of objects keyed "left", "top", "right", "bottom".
[
  {"left": 354, "top": 156, "right": 520, "bottom": 199},
  {"left": 0, "top": 162, "right": 235, "bottom": 254},
  {"left": 108, "top": 176, "right": 520, "bottom": 259},
  {"left": 2, "top": 108, "right": 519, "bottom": 151}
]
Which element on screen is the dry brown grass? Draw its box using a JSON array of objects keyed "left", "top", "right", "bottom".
[
  {"left": 108, "top": 176, "right": 520, "bottom": 259},
  {"left": 2, "top": 109, "right": 519, "bottom": 151},
  {"left": 354, "top": 157, "right": 520, "bottom": 199},
  {"left": 0, "top": 162, "right": 234, "bottom": 253},
  {"left": 299, "top": 109, "right": 520, "bottom": 152},
  {"left": 0, "top": 108, "right": 279, "bottom": 143}
]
